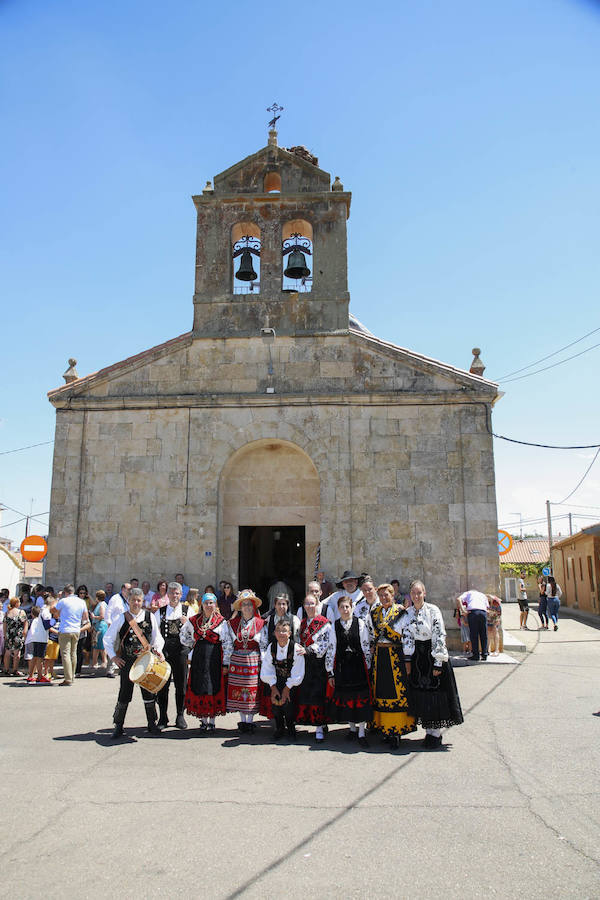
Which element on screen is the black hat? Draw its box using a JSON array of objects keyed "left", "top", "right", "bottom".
[{"left": 336, "top": 570, "right": 359, "bottom": 589}]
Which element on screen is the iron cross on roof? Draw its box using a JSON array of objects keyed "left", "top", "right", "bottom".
[{"left": 267, "top": 102, "right": 284, "bottom": 129}]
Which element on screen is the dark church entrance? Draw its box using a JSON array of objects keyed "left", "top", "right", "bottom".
[{"left": 238, "top": 526, "right": 305, "bottom": 609}]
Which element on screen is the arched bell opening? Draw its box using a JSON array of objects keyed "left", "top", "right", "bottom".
[
  {"left": 263, "top": 171, "right": 281, "bottom": 193},
  {"left": 282, "top": 218, "right": 313, "bottom": 293},
  {"left": 232, "top": 222, "right": 261, "bottom": 294}
]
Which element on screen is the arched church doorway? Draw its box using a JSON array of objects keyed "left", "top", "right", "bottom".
[{"left": 219, "top": 440, "right": 320, "bottom": 608}]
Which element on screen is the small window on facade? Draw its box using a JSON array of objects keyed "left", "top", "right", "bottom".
[
  {"left": 588, "top": 556, "right": 595, "bottom": 592},
  {"left": 282, "top": 218, "right": 313, "bottom": 293},
  {"left": 579, "top": 557, "right": 583, "bottom": 581},
  {"left": 232, "top": 222, "right": 261, "bottom": 294}
]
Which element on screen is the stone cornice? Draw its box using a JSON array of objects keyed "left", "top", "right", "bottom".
[{"left": 50, "top": 390, "right": 494, "bottom": 411}]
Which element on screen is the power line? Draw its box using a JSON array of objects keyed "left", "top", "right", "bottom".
[
  {"left": 499, "top": 340, "right": 600, "bottom": 384},
  {"left": 552, "top": 447, "right": 600, "bottom": 505},
  {"left": 481, "top": 402, "right": 600, "bottom": 449},
  {"left": 0, "top": 439, "right": 54, "bottom": 456},
  {"left": 552, "top": 502, "right": 600, "bottom": 510},
  {"left": 492, "top": 325, "right": 600, "bottom": 381},
  {"left": 0, "top": 502, "right": 49, "bottom": 526},
  {"left": 0, "top": 517, "right": 26, "bottom": 529}
]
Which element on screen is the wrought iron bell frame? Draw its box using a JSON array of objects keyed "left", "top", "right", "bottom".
[
  {"left": 232, "top": 234, "right": 261, "bottom": 293},
  {"left": 282, "top": 232, "right": 313, "bottom": 289}
]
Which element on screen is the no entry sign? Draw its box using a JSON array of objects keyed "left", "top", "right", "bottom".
[{"left": 20, "top": 535, "right": 48, "bottom": 562}]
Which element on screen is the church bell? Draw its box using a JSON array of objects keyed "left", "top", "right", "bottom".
[
  {"left": 235, "top": 248, "right": 258, "bottom": 282},
  {"left": 283, "top": 248, "right": 310, "bottom": 280}
]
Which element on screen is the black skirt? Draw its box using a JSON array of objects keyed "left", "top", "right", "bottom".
[
  {"left": 407, "top": 639, "right": 464, "bottom": 729},
  {"left": 190, "top": 639, "right": 222, "bottom": 697}
]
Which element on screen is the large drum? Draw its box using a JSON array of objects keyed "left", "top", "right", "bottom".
[{"left": 129, "top": 651, "right": 171, "bottom": 694}]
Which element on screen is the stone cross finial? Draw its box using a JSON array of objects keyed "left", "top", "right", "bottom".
[
  {"left": 469, "top": 348, "right": 485, "bottom": 376},
  {"left": 203, "top": 180, "right": 213, "bottom": 194},
  {"left": 332, "top": 176, "right": 344, "bottom": 192},
  {"left": 63, "top": 358, "right": 79, "bottom": 384}
]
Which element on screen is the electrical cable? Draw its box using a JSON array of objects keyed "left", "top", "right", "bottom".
[
  {"left": 492, "top": 325, "right": 600, "bottom": 381},
  {"left": 0, "top": 517, "right": 26, "bottom": 529},
  {"left": 479, "top": 403, "right": 600, "bottom": 449},
  {"left": 0, "top": 440, "right": 54, "bottom": 456},
  {"left": 499, "top": 340, "right": 600, "bottom": 384},
  {"left": 552, "top": 446, "right": 600, "bottom": 505}
]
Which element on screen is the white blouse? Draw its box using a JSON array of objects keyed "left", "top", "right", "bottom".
[
  {"left": 402, "top": 602, "right": 448, "bottom": 666},
  {"left": 302, "top": 617, "right": 334, "bottom": 674},
  {"left": 179, "top": 617, "right": 234, "bottom": 666}
]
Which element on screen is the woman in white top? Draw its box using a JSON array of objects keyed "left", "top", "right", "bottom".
[
  {"left": 546, "top": 576, "right": 562, "bottom": 631},
  {"left": 402, "top": 580, "right": 463, "bottom": 749}
]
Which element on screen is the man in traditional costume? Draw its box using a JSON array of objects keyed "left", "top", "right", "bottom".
[
  {"left": 368, "top": 583, "right": 416, "bottom": 749},
  {"left": 180, "top": 592, "right": 233, "bottom": 732},
  {"left": 325, "top": 570, "right": 364, "bottom": 624},
  {"left": 104, "top": 587, "right": 165, "bottom": 739},
  {"left": 263, "top": 594, "right": 301, "bottom": 643},
  {"left": 295, "top": 594, "right": 333, "bottom": 742},
  {"left": 402, "top": 580, "right": 463, "bottom": 749},
  {"left": 328, "top": 596, "right": 373, "bottom": 747},
  {"left": 154, "top": 582, "right": 191, "bottom": 730},
  {"left": 260, "top": 620, "right": 305, "bottom": 741},
  {"left": 226, "top": 589, "right": 266, "bottom": 733}
]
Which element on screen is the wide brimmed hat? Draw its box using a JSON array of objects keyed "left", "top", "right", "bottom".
[
  {"left": 336, "top": 569, "right": 360, "bottom": 589},
  {"left": 232, "top": 588, "right": 262, "bottom": 612}
]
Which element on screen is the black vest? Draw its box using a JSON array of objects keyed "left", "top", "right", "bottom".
[
  {"left": 270, "top": 638, "right": 296, "bottom": 692},
  {"left": 119, "top": 610, "right": 152, "bottom": 659},
  {"left": 159, "top": 604, "right": 189, "bottom": 641}
]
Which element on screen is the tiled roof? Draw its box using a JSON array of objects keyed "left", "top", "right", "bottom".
[{"left": 501, "top": 538, "right": 550, "bottom": 564}]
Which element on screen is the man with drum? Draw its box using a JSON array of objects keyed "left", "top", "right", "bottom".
[
  {"left": 104, "top": 587, "right": 165, "bottom": 739},
  {"left": 154, "top": 582, "right": 191, "bottom": 730}
]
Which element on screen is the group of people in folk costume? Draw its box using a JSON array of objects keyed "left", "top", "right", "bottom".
[{"left": 105, "top": 571, "right": 463, "bottom": 750}]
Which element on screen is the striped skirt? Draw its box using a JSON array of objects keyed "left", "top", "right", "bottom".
[{"left": 226, "top": 648, "right": 261, "bottom": 714}]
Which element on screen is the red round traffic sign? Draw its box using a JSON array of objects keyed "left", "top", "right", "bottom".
[{"left": 20, "top": 535, "right": 48, "bottom": 562}]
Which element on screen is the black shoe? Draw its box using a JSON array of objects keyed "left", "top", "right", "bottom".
[
  {"left": 358, "top": 735, "right": 369, "bottom": 748},
  {"left": 146, "top": 722, "right": 162, "bottom": 736},
  {"left": 467, "top": 656, "right": 480, "bottom": 662},
  {"left": 426, "top": 734, "right": 443, "bottom": 750},
  {"left": 175, "top": 714, "right": 188, "bottom": 730},
  {"left": 422, "top": 733, "right": 434, "bottom": 749},
  {"left": 322, "top": 724, "right": 329, "bottom": 734},
  {"left": 287, "top": 723, "right": 297, "bottom": 741},
  {"left": 389, "top": 735, "right": 401, "bottom": 750},
  {"left": 110, "top": 724, "right": 124, "bottom": 739},
  {"left": 248, "top": 722, "right": 255, "bottom": 734},
  {"left": 345, "top": 730, "right": 357, "bottom": 742},
  {"left": 272, "top": 727, "right": 284, "bottom": 741},
  {"left": 481, "top": 655, "right": 488, "bottom": 661},
  {"left": 554, "top": 624, "right": 558, "bottom": 631},
  {"left": 205, "top": 723, "right": 216, "bottom": 733},
  {"left": 157, "top": 714, "right": 169, "bottom": 728},
  {"left": 237, "top": 721, "right": 248, "bottom": 733}
]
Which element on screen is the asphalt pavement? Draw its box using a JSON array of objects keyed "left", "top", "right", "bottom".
[{"left": 1, "top": 603, "right": 599, "bottom": 899}]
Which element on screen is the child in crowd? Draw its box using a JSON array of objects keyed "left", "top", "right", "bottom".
[
  {"left": 486, "top": 595, "right": 502, "bottom": 656},
  {"left": 27, "top": 605, "right": 52, "bottom": 683}
]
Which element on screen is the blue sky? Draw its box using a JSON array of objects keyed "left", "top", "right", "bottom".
[{"left": 1, "top": 0, "right": 599, "bottom": 549}]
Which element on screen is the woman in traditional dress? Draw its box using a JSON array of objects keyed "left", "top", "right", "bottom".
[
  {"left": 369, "top": 583, "right": 416, "bottom": 749},
  {"left": 328, "top": 596, "right": 372, "bottom": 747},
  {"left": 295, "top": 594, "right": 333, "bottom": 742},
  {"left": 180, "top": 592, "right": 233, "bottom": 732},
  {"left": 226, "top": 589, "right": 266, "bottom": 733},
  {"left": 402, "top": 580, "right": 464, "bottom": 749}
]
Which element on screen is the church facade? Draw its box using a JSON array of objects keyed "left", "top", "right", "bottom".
[{"left": 46, "top": 130, "right": 500, "bottom": 624}]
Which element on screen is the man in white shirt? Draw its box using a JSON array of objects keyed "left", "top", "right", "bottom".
[
  {"left": 104, "top": 587, "right": 165, "bottom": 739},
  {"left": 326, "top": 570, "right": 364, "bottom": 624},
  {"left": 154, "top": 582, "right": 191, "bottom": 729},
  {"left": 458, "top": 590, "right": 489, "bottom": 662},
  {"left": 142, "top": 581, "right": 154, "bottom": 607},
  {"left": 260, "top": 620, "right": 305, "bottom": 741},
  {"left": 52, "top": 584, "right": 89, "bottom": 686},
  {"left": 105, "top": 583, "right": 131, "bottom": 678}
]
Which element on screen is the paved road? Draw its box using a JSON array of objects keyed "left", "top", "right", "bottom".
[{"left": 1, "top": 604, "right": 599, "bottom": 899}]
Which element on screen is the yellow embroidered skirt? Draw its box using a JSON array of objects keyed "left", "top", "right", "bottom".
[{"left": 370, "top": 643, "right": 416, "bottom": 736}]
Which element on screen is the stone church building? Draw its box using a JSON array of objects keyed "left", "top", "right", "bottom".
[{"left": 46, "top": 129, "right": 499, "bottom": 623}]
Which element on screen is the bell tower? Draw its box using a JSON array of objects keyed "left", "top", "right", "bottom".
[{"left": 192, "top": 127, "right": 351, "bottom": 337}]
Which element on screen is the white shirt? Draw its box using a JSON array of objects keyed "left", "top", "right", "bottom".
[
  {"left": 105, "top": 592, "right": 129, "bottom": 627},
  {"left": 301, "top": 616, "right": 335, "bottom": 673},
  {"left": 153, "top": 602, "right": 190, "bottom": 629},
  {"left": 29, "top": 609, "right": 51, "bottom": 643},
  {"left": 104, "top": 609, "right": 164, "bottom": 660},
  {"left": 260, "top": 640, "right": 305, "bottom": 689},
  {"left": 402, "top": 602, "right": 448, "bottom": 667},
  {"left": 143, "top": 591, "right": 155, "bottom": 608},
  {"left": 326, "top": 588, "right": 364, "bottom": 623},
  {"left": 458, "top": 590, "right": 489, "bottom": 612}
]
